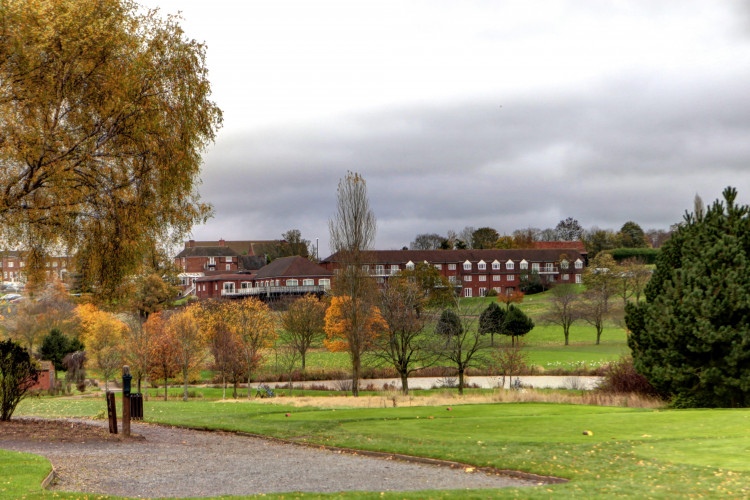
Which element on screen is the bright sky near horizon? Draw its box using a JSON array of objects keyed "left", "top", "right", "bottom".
[{"left": 141, "top": 0, "right": 750, "bottom": 256}]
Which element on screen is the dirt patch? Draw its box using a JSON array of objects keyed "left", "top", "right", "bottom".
[{"left": 0, "top": 418, "right": 140, "bottom": 442}]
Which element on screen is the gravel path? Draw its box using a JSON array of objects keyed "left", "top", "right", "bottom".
[{"left": 2, "top": 419, "right": 544, "bottom": 498}]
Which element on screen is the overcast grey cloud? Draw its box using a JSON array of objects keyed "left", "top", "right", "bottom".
[{"left": 141, "top": 0, "right": 750, "bottom": 255}]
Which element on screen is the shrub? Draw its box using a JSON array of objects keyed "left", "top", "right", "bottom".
[
  {"left": 0, "top": 339, "right": 40, "bottom": 421},
  {"left": 597, "top": 356, "right": 661, "bottom": 397}
]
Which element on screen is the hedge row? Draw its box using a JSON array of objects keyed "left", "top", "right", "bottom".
[{"left": 604, "top": 247, "right": 660, "bottom": 264}]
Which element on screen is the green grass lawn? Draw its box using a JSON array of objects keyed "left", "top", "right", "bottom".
[{"left": 9, "top": 396, "right": 750, "bottom": 498}]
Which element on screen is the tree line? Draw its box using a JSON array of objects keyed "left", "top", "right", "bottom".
[{"left": 408, "top": 219, "right": 672, "bottom": 257}]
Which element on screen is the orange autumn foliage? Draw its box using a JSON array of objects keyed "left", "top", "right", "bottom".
[{"left": 324, "top": 296, "right": 387, "bottom": 353}]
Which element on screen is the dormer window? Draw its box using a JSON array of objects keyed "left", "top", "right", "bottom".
[
  {"left": 463, "top": 260, "right": 472, "bottom": 271},
  {"left": 520, "top": 259, "right": 528, "bottom": 270},
  {"left": 492, "top": 260, "right": 501, "bottom": 270},
  {"left": 406, "top": 261, "right": 415, "bottom": 270},
  {"left": 506, "top": 259, "right": 514, "bottom": 270},
  {"left": 477, "top": 260, "right": 486, "bottom": 271},
  {"left": 575, "top": 259, "right": 583, "bottom": 269},
  {"left": 561, "top": 259, "right": 569, "bottom": 269}
]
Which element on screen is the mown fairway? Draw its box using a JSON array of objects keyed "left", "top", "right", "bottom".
[{"left": 7, "top": 396, "right": 750, "bottom": 498}]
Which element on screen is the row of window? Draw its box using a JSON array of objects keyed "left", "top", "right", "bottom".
[
  {"left": 198, "top": 278, "right": 332, "bottom": 294},
  {"left": 2, "top": 261, "right": 65, "bottom": 268},
  {"left": 361, "top": 259, "right": 583, "bottom": 274},
  {"left": 463, "top": 274, "right": 580, "bottom": 283}
]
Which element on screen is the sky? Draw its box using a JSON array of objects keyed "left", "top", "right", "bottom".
[{"left": 141, "top": 0, "right": 750, "bottom": 257}]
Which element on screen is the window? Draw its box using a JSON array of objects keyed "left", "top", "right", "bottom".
[
  {"left": 531, "top": 263, "right": 540, "bottom": 272},
  {"left": 225, "top": 264, "right": 230, "bottom": 271},
  {"left": 575, "top": 274, "right": 582, "bottom": 284},
  {"left": 434, "top": 264, "right": 442, "bottom": 270},
  {"left": 493, "top": 287, "right": 501, "bottom": 293},
  {"left": 376, "top": 277, "right": 384, "bottom": 284},
  {"left": 519, "top": 260, "right": 528, "bottom": 270},
  {"left": 52, "top": 261, "right": 58, "bottom": 268},
  {"left": 286, "top": 279, "right": 298, "bottom": 286},
  {"left": 575, "top": 259, "right": 583, "bottom": 269},
  {"left": 214, "top": 283, "right": 218, "bottom": 291},
  {"left": 506, "top": 260, "right": 514, "bottom": 270},
  {"left": 241, "top": 282, "right": 252, "bottom": 289},
  {"left": 563, "top": 274, "right": 570, "bottom": 281},
  {"left": 223, "top": 282, "right": 235, "bottom": 293},
  {"left": 464, "top": 275, "right": 472, "bottom": 282},
  {"left": 561, "top": 260, "right": 569, "bottom": 270},
  {"left": 362, "top": 265, "right": 369, "bottom": 272},
  {"left": 479, "top": 275, "right": 487, "bottom": 282},
  {"left": 448, "top": 264, "right": 456, "bottom": 271},
  {"left": 7, "top": 262, "right": 12, "bottom": 268},
  {"left": 406, "top": 260, "right": 415, "bottom": 270},
  {"left": 464, "top": 288, "right": 472, "bottom": 297},
  {"left": 449, "top": 276, "right": 457, "bottom": 284},
  {"left": 477, "top": 260, "right": 486, "bottom": 271},
  {"left": 334, "top": 269, "right": 340, "bottom": 275},
  {"left": 492, "top": 260, "right": 500, "bottom": 270},
  {"left": 209, "top": 257, "right": 215, "bottom": 265},
  {"left": 275, "top": 280, "right": 280, "bottom": 286},
  {"left": 463, "top": 260, "right": 472, "bottom": 271},
  {"left": 320, "top": 279, "right": 331, "bottom": 288},
  {"left": 479, "top": 288, "right": 487, "bottom": 297},
  {"left": 303, "top": 279, "right": 314, "bottom": 286},
  {"left": 225, "top": 256, "right": 232, "bottom": 262},
  {"left": 507, "top": 274, "right": 514, "bottom": 281},
  {"left": 376, "top": 265, "right": 384, "bottom": 274},
  {"left": 493, "top": 275, "right": 501, "bottom": 281},
  {"left": 390, "top": 264, "right": 400, "bottom": 274}
]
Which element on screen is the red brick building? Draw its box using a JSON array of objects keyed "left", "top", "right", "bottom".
[
  {"left": 1, "top": 251, "right": 73, "bottom": 286},
  {"left": 194, "top": 256, "right": 333, "bottom": 300},
  {"left": 174, "top": 239, "right": 266, "bottom": 296},
  {"left": 320, "top": 247, "right": 586, "bottom": 298}
]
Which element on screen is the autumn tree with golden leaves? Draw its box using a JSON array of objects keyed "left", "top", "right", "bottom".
[
  {"left": 75, "top": 304, "right": 126, "bottom": 391},
  {"left": 0, "top": 0, "right": 222, "bottom": 298},
  {"left": 224, "top": 299, "right": 277, "bottom": 399},
  {"left": 324, "top": 296, "right": 387, "bottom": 394},
  {"left": 280, "top": 295, "right": 327, "bottom": 371},
  {"left": 146, "top": 312, "right": 179, "bottom": 401},
  {"left": 166, "top": 305, "right": 208, "bottom": 401}
]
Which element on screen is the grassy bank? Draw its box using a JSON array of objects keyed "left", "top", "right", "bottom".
[{"left": 9, "top": 395, "right": 750, "bottom": 498}]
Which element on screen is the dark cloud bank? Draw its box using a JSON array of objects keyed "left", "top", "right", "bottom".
[{"left": 193, "top": 74, "right": 750, "bottom": 253}]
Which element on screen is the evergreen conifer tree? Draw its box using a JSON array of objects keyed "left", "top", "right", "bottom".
[{"left": 625, "top": 187, "right": 750, "bottom": 407}]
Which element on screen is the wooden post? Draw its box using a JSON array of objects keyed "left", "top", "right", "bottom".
[
  {"left": 106, "top": 391, "right": 118, "bottom": 434},
  {"left": 122, "top": 365, "right": 132, "bottom": 438}
]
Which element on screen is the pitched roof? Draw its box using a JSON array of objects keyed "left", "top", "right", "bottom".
[
  {"left": 531, "top": 241, "right": 587, "bottom": 253},
  {"left": 184, "top": 240, "right": 281, "bottom": 256},
  {"left": 175, "top": 246, "right": 241, "bottom": 259},
  {"left": 238, "top": 255, "right": 266, "bottom": 271},
  {"left": 254, "top": 256, "right": 333, "bottom": 279},
  {"left": 322, "top": 248, "right": 584, "bottom": 264}
]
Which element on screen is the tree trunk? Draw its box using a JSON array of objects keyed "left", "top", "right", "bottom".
[
  {"left": 301, "top": 351, "right": 306, "bottom": 371},
  {"left": 247, "top": 369, "right": 253, "bottom": 399},
  {"left": 596, "top": 327, "right": 602, "bottom": 345},
  {"left": 233, "top": 380, "right": 238, "bottom": 399},
  {"left": 564, "top": 329, "right": 570, "bottom": 346},
  {"left": 222, "top": 375, "right": 226, "bottom": 400},
  {"left": 351, "top": 354, "right": 360, "bottom": 397},
  {"left": 164, "top": 375, "right": 168, "bottom": 401},
  {"left": 137, "top": 376, "right": 142, "bottom": 393},
  {"left": 458, "top": 368, "right": 465, "bottom": 395},
  {"left": 400, "top": 373, "right": 409, "bottom": 395},
  {"left": 183, "top": 364, "right": 189, "bottom": 401},
  {"left": 490, "top": 332, "right": 494, "bottom": 347}
]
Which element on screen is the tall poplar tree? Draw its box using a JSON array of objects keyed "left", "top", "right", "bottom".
[{"left": 626, "top": 187, "right": 750, "bottom": 407}]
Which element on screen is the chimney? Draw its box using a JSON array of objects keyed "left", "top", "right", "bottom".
[
  {"left": 219, "top": 239, "right": 225, "bottom": 247},
  {"left": 187, "top": 239, "right": 196, "bottom": 248}
]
